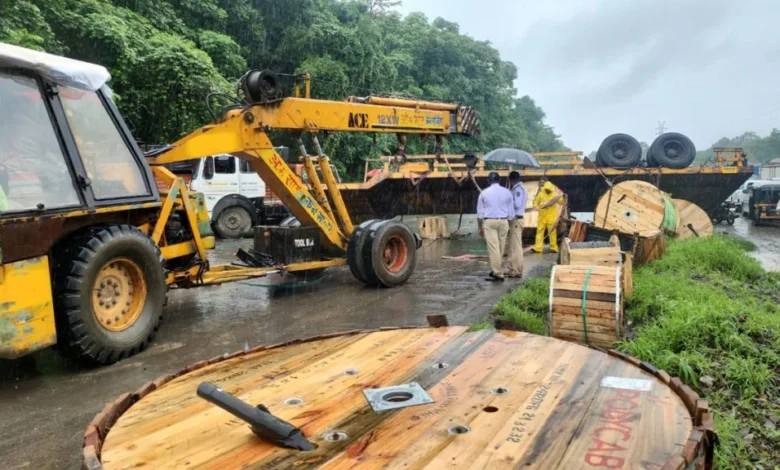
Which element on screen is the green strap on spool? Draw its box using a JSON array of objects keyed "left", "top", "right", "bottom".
[
  {"left": 581, "top": 267, "right": 595, "bottom": 345},
  {"left": 661, "top": 195, "right": 677, "bottom": 232}
]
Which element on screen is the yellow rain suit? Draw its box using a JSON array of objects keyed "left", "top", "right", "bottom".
[{"left": 533, "top": 181, "right": 564, "bottom": 253}]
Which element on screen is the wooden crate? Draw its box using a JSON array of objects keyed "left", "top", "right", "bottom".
[
  {"left": 417, "top": 216, "right": 450, "bottom": 239},
  {"left": 549, "top": 265, "right": 623, "bottom": 349},
  {"left": 567, "top": 220, "right": 588, "bottom": 242},
  {"left": 637, "top": 230, "right": 667, "bottom": 264}
]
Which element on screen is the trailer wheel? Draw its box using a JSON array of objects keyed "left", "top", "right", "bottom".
[
  {"left": 52, "top": 225, "right": 166, "bottom": 364},
  {"left": 214, "top": 206, "right": 253, "bottom": 239},
  {"left": 347, "top": 219, "right": 378, "bottom": 284},
  {"left": 596, "top": 134, "right": 642, "bottom": 168},
  {"left": 648, "top": 133, "right": 696, "bottom": 169},
  {"left": 370, "top": 221, "right": 417, "bottom": 287},
  {"left": 359, "top": 220, "right": 390, "bottom": 285}
]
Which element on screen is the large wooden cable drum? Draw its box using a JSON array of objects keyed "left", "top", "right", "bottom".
[
  {"left": 84, "top": 327, "right": 714, "bottom": 470},
  {"left": 549, "top": 265, "right": 623, "bottom": 350},
  {"left": 673, "top": 198, "right": 714, "bottom": 240},
  {"left": 594, "top": 181, "right": 667, "bottom": 236}
]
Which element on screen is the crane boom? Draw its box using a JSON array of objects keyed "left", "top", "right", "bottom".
[{"left": 149, "top": 74, "right": 479, "bottom": 253}]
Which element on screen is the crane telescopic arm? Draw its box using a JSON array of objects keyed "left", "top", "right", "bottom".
[{"left": 148, "top": 71, "right": 480, "bottom": 253}]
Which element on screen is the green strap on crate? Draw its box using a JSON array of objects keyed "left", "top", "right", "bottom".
[
  {"left": 580, "top": 267, "right": 595, "bottom": 345},
  {"left": 661, "top": 195, "right": 677, "bottom": 232}
]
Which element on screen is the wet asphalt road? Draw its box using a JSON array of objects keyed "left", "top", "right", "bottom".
[
  {"left": 716, "top": 214, "right": 780, "bottom": 271},
  {"left": 0, "top": 215, "right": 555, "bottom": 470}
]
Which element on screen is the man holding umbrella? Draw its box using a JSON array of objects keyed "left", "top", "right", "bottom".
[{"left": 477, "top": 171, "right": 514, "bottom": 282}]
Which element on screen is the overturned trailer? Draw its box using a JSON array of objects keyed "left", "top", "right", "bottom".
[{"left": 337, "top": 150, "right": 753, "bottom": 222}]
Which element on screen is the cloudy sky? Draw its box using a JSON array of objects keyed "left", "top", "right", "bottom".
[{"left": 398, "top": 0, "right": 780, "bottom": 153}]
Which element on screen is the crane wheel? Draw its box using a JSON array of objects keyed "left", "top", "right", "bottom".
[
  {"left": 52, "top": 225, "right": 166, "bottom": 364},
  {"left": 369, "top": 221, "right": 418, "bottom": 288},
  {"left": 347, "top": 219, "right": 379, "bottom": 284}
]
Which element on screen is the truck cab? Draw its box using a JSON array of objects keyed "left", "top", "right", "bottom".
[{"left": 177, "top": 150, "right": 292, "bottom": 239}]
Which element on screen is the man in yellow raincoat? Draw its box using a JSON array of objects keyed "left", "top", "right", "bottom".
[{"left": 532, "top": 181, "right": 567, "bottom": 253}]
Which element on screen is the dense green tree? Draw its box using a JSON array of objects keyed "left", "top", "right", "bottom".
[{"left": 3, "top": 0, "right": 566, "bottom": 179}]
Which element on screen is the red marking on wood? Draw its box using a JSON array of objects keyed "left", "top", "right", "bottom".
[{"left": 586, "top": 389, "right": 641, "bottom": 468}]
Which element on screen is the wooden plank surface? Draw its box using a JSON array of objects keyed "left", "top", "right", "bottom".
[
  {"left": 594, "top": 181, "right": 666, "bottom": 237},
  {"left": 98, "top": 328, "right": 694, "bottom": 470}
]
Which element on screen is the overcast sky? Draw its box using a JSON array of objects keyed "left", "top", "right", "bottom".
[{"left": 397, "top": 0, "right": 780, "bottom": 153}]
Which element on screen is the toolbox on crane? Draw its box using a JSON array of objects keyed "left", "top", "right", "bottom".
[{"left": 253, "top": 226, "right": 322, "bottom": 265}]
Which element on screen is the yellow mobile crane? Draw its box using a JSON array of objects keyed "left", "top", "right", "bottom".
[{"left": 0, "top": 45, "right": 479, "bottom": 364}]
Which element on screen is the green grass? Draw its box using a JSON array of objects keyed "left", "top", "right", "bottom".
[
  {"left": 619, "top": 235, "right": 780, "bottom": 468},
  {"left": 491, "top": 276, "right": 550, "bottom": 335},
  {"left": 489, "top": 235, "right": 780, "bottom": 468}
]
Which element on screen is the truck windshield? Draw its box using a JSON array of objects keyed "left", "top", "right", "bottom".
[
  {"left": 60, "top": 86, "right": 148, "bottom": 200},
  {"left": 0, "top": 71, "right": 80, "bottom": 214}
]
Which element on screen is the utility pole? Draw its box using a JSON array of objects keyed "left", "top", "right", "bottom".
[{"left": 655, "top": 121, "right": 667, "bottom": 136}]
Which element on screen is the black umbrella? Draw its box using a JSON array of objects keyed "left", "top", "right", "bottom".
[{"left": 482, "top": 148, "right": 540, "bottom": 167}]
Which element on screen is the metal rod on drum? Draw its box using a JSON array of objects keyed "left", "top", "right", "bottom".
[{"left": 197, "top": 382, "right": 315, "bottom": 451}]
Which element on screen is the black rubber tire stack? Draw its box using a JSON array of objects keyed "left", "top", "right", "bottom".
[
  {"left": 52, "top": 225, "right": 166, "bottom": 365},
  {"left": 647, "top": 133, "right": 696, "bottom": 169},
  {"left": 596, "top": 134, "right": 642, "bottom": 168},
  {"left": 347, "top": 220, "right": 417, "bottom": 288}
]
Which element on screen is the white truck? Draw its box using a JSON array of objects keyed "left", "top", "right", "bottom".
[{"left": 171, "top": 150, "right": 292, "bottom": 238}]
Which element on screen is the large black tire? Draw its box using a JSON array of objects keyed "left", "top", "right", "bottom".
[
  {"left": 646, "top": 148, "right": 660, "bottom": 167},
  {"left": 370, "top": 221, "right": 418, "bottom": 288},
  {"left": 596, "top": 134, "right": 642, "bottom": 168},
  {"left": 648, "top": 133, "right": 696, "bottom": 169},
  {"left": 359, "top": 220, "right": 390, "bottom": 286},
  {"left": 52, "top": 225, "right": 166, "bottom": 364},
  {"left": 347, "top": 219, "right": 378, "bottom": 284},
  {"left": 726, "top": 212, "right": 736, "bottom": 225},
  {"left": 214, "top": 206, "right": 253, "bottom": 239}
]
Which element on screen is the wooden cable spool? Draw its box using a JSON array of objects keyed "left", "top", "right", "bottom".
[
  {"left": 672, "top": 199, "right": 713, "bottom": 240},
  {"left": 559, "top": 238, "right": 622, "bottom": 268},
  {"left": 549, "top": 265, "right": 623, "bottom": 350},
  {"left": 594, "top": 181, "right": 667, "bottom": 237},
  {"left": 559, "top": 235, "right": 634, "bottom": 297},
  {"left": 84, "top": 327, "right": 714, "bottom": 470}
]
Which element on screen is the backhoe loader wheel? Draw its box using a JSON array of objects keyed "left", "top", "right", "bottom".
[
  {"left": 53, "top": 225, "right": 166, "bottom": 364},
  {"left": 370, "top": 221, "right": 417, "bottom": 288},
  {"left": 347, "top": 219, "right": 378, "bottom": 284}
]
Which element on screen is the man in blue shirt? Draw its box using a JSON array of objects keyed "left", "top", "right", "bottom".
[
  {"left": 506, "top": 171, "right": 526, "bottom": 278},
  {"left": 477, "top": 172, "right": 514, "bottom": 281}
]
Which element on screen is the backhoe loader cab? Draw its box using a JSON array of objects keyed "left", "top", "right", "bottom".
[{"left": 0, "top": 44, "right": 174, "bottom": 363}]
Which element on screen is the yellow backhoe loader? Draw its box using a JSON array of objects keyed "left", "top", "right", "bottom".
[{"left": 0, "top": 44, "right": 479, "bottom": 364}]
